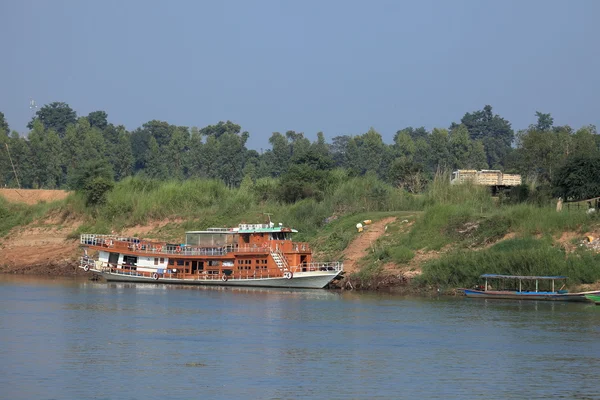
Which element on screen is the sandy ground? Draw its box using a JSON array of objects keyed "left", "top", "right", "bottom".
[
  {"left": 0, "top": 211, "right": 82, "bottom": 275},
  {"left": 0, "top": 189, "right": 80, "bottom": 275},
  {"left": 0, "top": 231, "right": 81, "bottom": 275},
  {"left": 0, "top": 188, "right": 70, "bottom": 205}
]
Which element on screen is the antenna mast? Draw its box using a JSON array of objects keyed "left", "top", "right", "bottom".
[
  {"left": 263, "top": 212, "right": 273, "bottom": 226},
  {"left": 29, "top": 98, "right": 37, "bottom": 118}
]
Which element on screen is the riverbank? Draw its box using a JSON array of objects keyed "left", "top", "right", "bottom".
[{"left": 4, "top": 182, "right": 600, "bottom": 292}]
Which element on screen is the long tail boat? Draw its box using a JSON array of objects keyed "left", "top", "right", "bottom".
[
  {"left": 79, "top": 222, "right": 343, "bottom": 289},
  {"left": 461, "top": 274, "right": 600, "bottom": 302}
]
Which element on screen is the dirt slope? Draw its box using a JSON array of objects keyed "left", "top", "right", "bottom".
[
  {"left": 0, "top": 189, "right": 70, "bottom": 205},
  {"left": 0, "top": 216, "right": 82, "bottom": 275},
  {"left": 341, "top": 217, "right": 397, "bottom": 274}
]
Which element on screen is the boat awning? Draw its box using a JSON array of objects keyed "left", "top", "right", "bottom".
[{"left": 480, "top": 274, "right": 567, "bottom": 280}]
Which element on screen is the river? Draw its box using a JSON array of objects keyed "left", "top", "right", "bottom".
[{"left": 0, "top": 275, "right": 599, "bottom": 399}]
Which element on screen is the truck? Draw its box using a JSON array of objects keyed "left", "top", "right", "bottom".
[{"left": 451, "top": 170, "right": 522, "bottom": 187}]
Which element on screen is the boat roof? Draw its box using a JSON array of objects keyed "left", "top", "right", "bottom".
[
  {"left": 186, "top": 224, "right": 298, "bottom": 234},
  {"left": 480, "top": 274, "right": 568, "bottom": 280}
]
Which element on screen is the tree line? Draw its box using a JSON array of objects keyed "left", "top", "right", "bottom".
[{"left": 0, "top": 102, "right": 598, "bottom": 203}]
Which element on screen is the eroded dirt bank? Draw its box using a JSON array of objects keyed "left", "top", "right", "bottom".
[{"left": 0, "top": 226, "right": 82, "bottom": 276}]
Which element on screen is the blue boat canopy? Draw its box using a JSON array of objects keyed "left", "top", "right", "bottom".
[{"left": 480, "top": 274, "right": 568, "bottom": 280}]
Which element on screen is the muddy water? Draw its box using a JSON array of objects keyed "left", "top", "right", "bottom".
[{"left": 0, "top": 275, "right": 599, "bottom": 399}]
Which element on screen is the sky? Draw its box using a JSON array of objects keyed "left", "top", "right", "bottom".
[{"left": 1, "top": 0, "right": 599, "bottom": 149}]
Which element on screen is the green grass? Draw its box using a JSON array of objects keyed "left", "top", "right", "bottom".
[
  {"left": 0, "top": 196, "right": 66, "bottom": 237},
  {"left": 416, "top": 237, "right": 600, "bottom": 289},
  {"left": 57, "top": 174, "right": 424, "bottom": 240},
  {"left": 309, "top": 211, "right": 413, "bottom": 261}
]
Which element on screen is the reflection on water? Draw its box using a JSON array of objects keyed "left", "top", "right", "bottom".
[{"left": 0, "top": 275, "right": 599, "bottom": 400}]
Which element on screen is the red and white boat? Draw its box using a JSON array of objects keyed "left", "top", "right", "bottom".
[{"left": 79, "top": 222, "right": 343, "bottom": 289}]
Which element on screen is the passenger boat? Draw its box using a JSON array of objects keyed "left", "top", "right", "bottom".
[
  {"left": 585, "top": 294, "right": 600, "bottom": 305},
  {"left": 79, "top": 221, "right": 343, "bottom": 289},
  {"left": 461, "top": 274, "right": 600, "bottom": 302}
]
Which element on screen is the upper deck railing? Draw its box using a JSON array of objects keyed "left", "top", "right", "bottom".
[{"left": 80, "top": 234, "right": 312, "bottom": 256}]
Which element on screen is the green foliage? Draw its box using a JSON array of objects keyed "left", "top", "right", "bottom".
[
  {"left": 84, "top": 177, "right": 114, "bottom": 206},
  {"left": 0, "top": 111, "right": 9, "bottom": 137},
  {"left": 86, "top": 111, "right": 108, "bottom": 130},
  {"left": 424, "top": 171, "right": 495, "bottom": 211},
  {"left": 417, "top": 239, "right": 600, "bottom": 288},
  {"left": 553, "top": 154, "right": 600, "bottom": 201},
  {"left": 390, "top": 246, "right": 415, "bottom": 263},
  {"left": 456, "top": 105, "right": 514, "bottom": 169},
  {"left": 27, "top": 102, "right": 77, "bottom": 137},
  {"left": 0, "top": 196, "right": 64, "bottom": 237}
]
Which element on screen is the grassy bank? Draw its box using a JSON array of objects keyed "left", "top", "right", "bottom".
[
  {"left": 0, "top": 196, "right": 64, "bottom": 237},
  {"left": 63, "top": 174, "right": 424, "bottom": 244},
  {"left": 5, "top": 173, "right": 600, "bottom": 291},
  {"left": 342, "top": 176, "right": 600, "bottom": 290}
]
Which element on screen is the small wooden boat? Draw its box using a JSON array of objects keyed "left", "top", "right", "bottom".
[
  {"left": 461, "top": 274, "right": 600, "bottom": 302},
  {"left": 584, "top": 294, "right": 600, "bottom": 305}
]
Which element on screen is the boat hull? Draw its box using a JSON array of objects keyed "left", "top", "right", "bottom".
[
  {"left": 90, "top": 269, "right": 340, "bottom": 289},
  {"left": 584, "top": 294, "right": 600, "bottom": 305},
  {"left": 463, "top": 289, "right": 600, "bottom": 302}
]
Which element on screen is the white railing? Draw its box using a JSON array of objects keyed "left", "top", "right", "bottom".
[
  {"left": 79, "top": 257, "right": 342, "bottom": 281},
  {"left": 294, "top": 262, "right": 344, "bottom": 273},
  {"left": 80, "top": 234, "right": 275, "bottom": 256}
]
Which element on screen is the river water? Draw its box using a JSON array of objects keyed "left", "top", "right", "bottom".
[{"left": 0, "top": 275, "right": 599, "bottom": 400}]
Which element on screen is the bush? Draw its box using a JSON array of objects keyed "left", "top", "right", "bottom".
[{"left": 84, "top": 177, "right": 114, "bottom": 206}]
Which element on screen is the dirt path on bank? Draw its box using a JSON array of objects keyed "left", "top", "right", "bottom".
[{"left": 341, "top": 217, "right": 397, "bottom": 274}]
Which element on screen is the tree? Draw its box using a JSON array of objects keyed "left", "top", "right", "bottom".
[
  {"left": 553, "top": 154, "right": 600, "bottom": 201},
  {"left": 0, "top": 111, "right": 9, "bottom": 137},
  {"left": 330, "top": 135, "right": 351, "bottom": 167},
  {"left": 267, "top": 132, "right": 290, "bottom": 177},
  {"left": 449, "top": 124, "right": 470, "bottom": 169},
  {"left": 27, "top": 102, "right": 77, "bottom": 137},
  {"left": 215, "top": 132, "right": 247, "bottom": 187},
  {"left": 429, "top": 128, "right": 451, "bottom": 171},
  {"left": 454, "top": 105, "right": 514, "bottom": 168},
  {"left": 145, "top": 136, "right": 168, "bottom": 179},
  {"left": 571, "top": 126, "right": 598, "bottom": 158},
  {"left": 87, "top": 111, "right": 108, "bottom": 130},
  {"left": 345, "top": 128, "right": 386, "bottom": 177},
  {"left": 395, "top": 127, "right": 428, "bottom": 142},
  {"left": 165, "top": 127, "right": 189, "bottom": 180},
  {"left": 393, "top": 129, "right": 416, "bottom": 159},
  {"left": 388, "top": 156, "right": 426, "bottom": 193},
  {"left": 112, "top": 129, "right": 134, "bottom": 180},
  {"left": 534, "top": 111, "right": 554, "bottom": 132},
  {"left": 70, "top": 159, "right": 115, "bottom": 205},
  {"left": 199, "top": 121, "right": 241, "bottom": 139},
  {"left": 448, "top": 124, "right": 488, "bottom": 170}
]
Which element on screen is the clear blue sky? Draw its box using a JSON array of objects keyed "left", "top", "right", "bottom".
[{"left": 1, "top": 0, "right": 599, "bottom": 149}]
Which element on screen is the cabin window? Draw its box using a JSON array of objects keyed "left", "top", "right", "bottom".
[
  {"left": 177, "top": 260, "right": 184, "bottom": 266},
  {"left": 160, "top": 258, "right": 165, "bottom": 263},
  {"left": 108, "top": 252, "right": 119, "bottom": 266},
  {"left": 154, "top": 258, "right": 158, "bottom": 265},
  {"left": 208, "top": 260, "right": 220, "bottom": 267},
  {"left": 123, "top": 255, "right": 138, "bottom": 266},
  {"left": 169, "top": 259, "right": 174, "bottom": 265}
]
